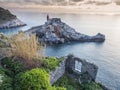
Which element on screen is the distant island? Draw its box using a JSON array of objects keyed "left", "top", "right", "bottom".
[
  {"left": 0, "top": 7, "right": 26, "bottom": 29},
  {"left": 26, "top": 15, "right": 105, "bottom": 45}
]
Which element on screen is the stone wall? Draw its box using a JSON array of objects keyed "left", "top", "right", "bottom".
[
  {"left": 65, "top": 55, "right": 98, "bottom": 82},
  {"left": 81, "top": 60, "right": 98, "bottom": 81},
  {"left": 50, "top": 55, "right": 98, "bottom": 84},
  {"left": 50, "top": 59, "right": 66, "bottom": 85}
]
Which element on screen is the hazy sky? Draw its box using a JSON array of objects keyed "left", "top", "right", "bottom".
[
  {"left": 0, "top": 0, "right": 119, "bottom": 13},
  {"left": 0, "top": 0, "right": 116, "bottom": 9},
  {"left": 0, "top": 0, "right": 112, "bottom": 5}
]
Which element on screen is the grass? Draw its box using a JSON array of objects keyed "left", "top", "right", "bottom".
[
  {"left": 6, "top": 32, "right": 46, "bottom": 69},
  {"left": 10, "top": 32, "right": 45, "bottom": 61}
]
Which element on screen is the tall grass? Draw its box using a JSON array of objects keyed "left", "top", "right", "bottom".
[{"left": 10, "top": 32, "right": 45, "bottom": 61}]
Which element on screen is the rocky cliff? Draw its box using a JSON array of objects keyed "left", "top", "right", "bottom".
[
  {"left": 26, "top": 17, "right": 105, "bottom": 45},
  {"left": 0, "top": 7, "right": 26, "bottom": 29}
]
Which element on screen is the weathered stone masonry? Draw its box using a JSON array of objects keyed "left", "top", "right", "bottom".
[
  {"left": 50, "top": 59, "right": 66, "bottom": 85},
  {"left": 50, "top": 55, "right": 98, "bottom": 84}
]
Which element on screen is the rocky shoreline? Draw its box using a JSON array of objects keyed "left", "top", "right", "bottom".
[
  {"left": 0, "top": 7, "right": 26, "bottom": 29},
  {"left": 0, "top": 18, "right": 26, "bottom": 29},
  {"left": 26, "top": 16, "right": 105, "bottom": 45}
]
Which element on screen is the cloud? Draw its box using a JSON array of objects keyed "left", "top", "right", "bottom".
[
  {"left": 0, "top": 0, "right": 112, "bottom": 6},
  {"left": 0, "top": 0, "right": 66, "bottom": 4},
  {"left": 0, "top": 0, "right": 71, "bottom": 5}
]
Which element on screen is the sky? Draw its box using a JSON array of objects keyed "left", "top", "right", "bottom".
[
  {"left": 0, "top": 0, "right": 113, "bottom": 6},
  {"left": 0, "top": 0, "right": 120, "bottom": 15},
  {"left": 1, "top": 0, "right": 119, "bottom": 10}
]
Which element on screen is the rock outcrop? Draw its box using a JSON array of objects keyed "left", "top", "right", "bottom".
[
  {"left": 0, "top": 7, "right": 26, "bottom": 29},
  {"left": 0, "top": 18, "right": 26, "bottom": 29},
  {"left": 26, "top": 17, "right": 105, "bottom": 45}
]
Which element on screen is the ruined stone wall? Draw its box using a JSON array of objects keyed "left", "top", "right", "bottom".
[
  {"left": 65, "top": 56, "right": 98, "bottom": 82},
  {"left": 82, "top": 60, "right": 98, "bottom": 81},
  {"left": 50, "top": 56, "right": 98, "bottom": 84},
  {"left": 50, "top": 59, "right": 66, "bottom": 85}
]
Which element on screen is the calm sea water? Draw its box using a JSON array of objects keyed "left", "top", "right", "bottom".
[{"left": 0, "top": 9, "right": 120, "bottom": 90}]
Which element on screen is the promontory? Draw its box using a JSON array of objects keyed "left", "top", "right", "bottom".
[
  {"left": 26, "top": 16, "right": 105, "bottom": 45},
  {"left": 0, "top": 7, "right": 26, "bottom": 29}
]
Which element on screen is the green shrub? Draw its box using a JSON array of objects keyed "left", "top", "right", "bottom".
[
  {"left": 1, "top": 57, "right": 25, "bottom": 77},
  {"left": 53, "top": 74, "right": 103, "bottom": 90},
  {"left": 20, "top": 68, "right": 66, "bottom": 90},
  {"left": 55, "top": 87, "right": 66, "bottom": 90},
  {"left": 20, "top": 68, "right": 50, "bottom": 90},
  {"left": 53, "top": 74, "right": 78, "bottom": 90},
  {"left": 0, "top": 57, "right": 25, "bottom": 90},
  {"left": 0, "top": 67, "right": 5, "bottom": 75},
  {"left": 80, "top": 82, "right": 103, "bottom": 90},
  {"left": 48, "top": 86, "right": 66, "bottom": 90},
  {"left": 43, "top": 57, "right": 61, "bottom": 71},
  {"left": 14, "top": 73, "right": 24, "bottom": 90},
  {"left": 0, "top": 76, "right": 13, "bottom": 90},
  {"left": 0, "top": 67, "right": 13, "bottom": 90},
  {"left": 0, "top": 57, "right": 66, "bottom": 90}
]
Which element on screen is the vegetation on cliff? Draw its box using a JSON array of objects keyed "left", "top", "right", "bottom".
[
  {"left": 9, "top": 32, "right": 45, "bottom": 69},
  {"left": 0, "top": 7, "right": 16, "bottom": 24},
  {"left": 0, "top": 7, "right": 26, "bottom": 29},
  {"left": 43, "top": 57, "right": 64, "bottom": 71},
  {"left": 53, "top": 74, "right": 103, "bottom": 90},
  {"left": 0, "top": 33, "right": 107, "bottom": 90},
  {"left": 0, "top": 57, "right": 65, "bottom": 90}
]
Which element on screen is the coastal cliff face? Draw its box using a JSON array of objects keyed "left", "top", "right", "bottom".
[
  {"left": 0, "top": 18, "right": 26, "bottom": 29},
  {"left": 0, "top": 7, "right": 26, "bottom": 29},
  {"left": 27, "top": 17, "right": 105, "bottom": 45}
]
